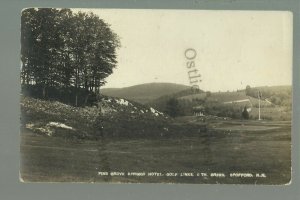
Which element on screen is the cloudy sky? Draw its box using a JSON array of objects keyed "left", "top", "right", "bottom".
[{"left": 75, "top": 9, "right": 292, "bottom": 92}]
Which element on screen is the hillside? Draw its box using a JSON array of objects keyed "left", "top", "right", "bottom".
[
  {"left": 245, "top": 85, "right": 292, "bottom": 107},
  {"left": 21, "top": 95, "right": 206, "bottom": 139},
  {"left": 101, "top": 82, "right": 191, "bottom": 104},
  {"left": 149, "top": 85, "right": 292, "bottom": 120},
  {"left": 179, "top": 91, "right": 271, "bottom": 107}
]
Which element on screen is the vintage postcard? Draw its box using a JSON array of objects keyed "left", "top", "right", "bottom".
[{"left": 20, "top": 8, "right": 292, "bottom": 184}]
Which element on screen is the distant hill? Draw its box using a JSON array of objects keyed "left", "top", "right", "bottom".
[
  {"left": 245, "top": 85, "right": 292, "bottom": 107},
  {"left": 101, "top": 83, "right": 191, "bottom": 104},
  {"left": 152, "top": 85, "right": 291, "bottom": 107},
  {"left": 148, "top": 85, "right": 292, "bottom": 120}
]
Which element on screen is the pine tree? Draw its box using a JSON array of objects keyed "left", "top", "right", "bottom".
[{"left": 242, "top": 106, "right": 249, "bottom": 119}]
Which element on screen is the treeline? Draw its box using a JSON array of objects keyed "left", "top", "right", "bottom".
[
  {"left": 149, "top": 89, "right": 249, "bottom": 119},
  {"left": 154, "top": 97, "right": 245, "bottom": 119},
  {"left": 148, "top": 90, "right": 209, "bottom": 117},
  {"left": 245, "top": 85, "right": 292, "bottom": 107},
  {"left": 21, "top": 8, "right": 120, "bottom": 106}
]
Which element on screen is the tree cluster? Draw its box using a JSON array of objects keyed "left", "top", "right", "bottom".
[
  {"left": 245, "top": 85, "right": 292, "bottom": 108},
  {"left": 21, "top": 8, "right": 120, "bottom": 106},
  {"left": 165, "top": 98, "right": 181, "bottom": 117}
]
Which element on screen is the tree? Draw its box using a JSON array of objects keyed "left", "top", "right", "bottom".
[
  {"left": 165, "top": 98, "right": 180, "bottom": 117},
  {"left": 21, "top": 8, "right": 120, "bottom": 106},
  {"left": 245, "top": 85, "right": 251, "bottom": 96},
  {"left": 242, "top": 106, "right": 249, "bottom": 119},
  {"left": 206, "top": 91, "right": 211, "bottom": 97}
]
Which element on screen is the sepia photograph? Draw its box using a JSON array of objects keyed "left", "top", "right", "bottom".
[{"left": 20, "top": 8, "right": 292, "bottom": 184}]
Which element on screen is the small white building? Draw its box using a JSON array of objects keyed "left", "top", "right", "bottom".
[{"left": 193, "top": 106, "right": 205, "bottom": 116}]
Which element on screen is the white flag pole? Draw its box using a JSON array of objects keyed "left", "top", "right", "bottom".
[{"left": 258, "top": 91, "right": 261, "bottom": 120}]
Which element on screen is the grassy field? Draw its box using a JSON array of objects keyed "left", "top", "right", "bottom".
[{"left": 20, "top": 119, "right": 291, "bottom": 184}]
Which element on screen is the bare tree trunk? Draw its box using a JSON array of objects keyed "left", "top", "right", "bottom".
[
  {"left": 84, "top": 91, "right": 89, "bottom": 106},
  {"left": 42, "top": 86, "right": 46, "bottom": 99},
  {"left": 75, "top": 94, "right": 78, "bottom": 107},
  {"left": 75, "top": 67, "right": 79, "bottom": 107}
]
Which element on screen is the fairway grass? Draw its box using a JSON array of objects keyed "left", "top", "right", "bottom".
[{"left": 20, "top": 120, "right": 291, "bottom": 184}]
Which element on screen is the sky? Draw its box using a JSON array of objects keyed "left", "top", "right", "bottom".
[{"left": 75, "top": 9, "right": 292, "bottom": 92}]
